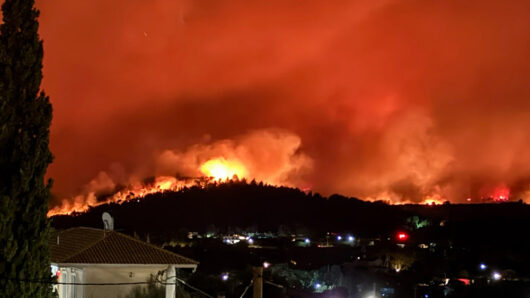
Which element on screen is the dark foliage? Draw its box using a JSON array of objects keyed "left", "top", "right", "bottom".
[
  {"left": 51, "top": 181, "right": 408, "bottom": 240},
  {"left": 0, "top": 0, "right": 54, "bottom": 296},
  {"left": 51, "top": 181, "right": 530, "bottom": 259}
]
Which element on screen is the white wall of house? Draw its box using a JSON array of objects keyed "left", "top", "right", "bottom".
[
  {"left": 84, "top": 265, "right": 168, "bottom": 298},
  {"left": 55, "top": 266, "right": 84, "bottom": 298},
  {"left": 54, "top": 264, "right": 192, "bottom": 298}
]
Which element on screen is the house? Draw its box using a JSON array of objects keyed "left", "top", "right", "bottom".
[{"left": 50, "top": 227, "right": 198, "bottom": 298}]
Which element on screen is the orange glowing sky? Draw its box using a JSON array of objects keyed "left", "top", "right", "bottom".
[{"left": 32, "top": 0, "right": 530, "bottom": 204}]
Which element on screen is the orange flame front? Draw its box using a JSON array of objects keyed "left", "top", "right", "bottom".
[
  {"left": 48, "top": 158, "right": 252, "bottom": 217},
  {"left": 200, "top": 158, "right": 247, "bottom": 181},
  {"left": 47, "top": 176, "right": 193, "bottom": 217}
]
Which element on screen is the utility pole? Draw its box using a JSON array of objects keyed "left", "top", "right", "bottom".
[{"left": 252, "top": 266, "right": 263, "bottom": 298}]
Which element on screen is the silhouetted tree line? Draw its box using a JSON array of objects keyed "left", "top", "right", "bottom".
[
  {"left": 51, "top": 180, "right": 530, "bottom": 252},
  {"left": 51, "top": 180, "right": 406, "bottom": 239}
]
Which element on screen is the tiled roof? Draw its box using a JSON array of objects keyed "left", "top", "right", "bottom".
[{"left": 50, "top": 227, "right": 198, "bottom": 265}]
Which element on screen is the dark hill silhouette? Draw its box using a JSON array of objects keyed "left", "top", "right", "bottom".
[
  {"left": 51, "top": 180, "right": 407, "bottom": 237},
  {"left": 51, "top": 180, "right": 530, "bottom": 249}
]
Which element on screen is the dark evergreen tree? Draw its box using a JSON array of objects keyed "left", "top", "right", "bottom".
[{"left": 0, "top": 0, "right": 54, "bottom": 296}]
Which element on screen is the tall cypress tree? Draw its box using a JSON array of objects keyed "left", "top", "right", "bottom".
[{"left": 0, "top": 0, "right": 54, "bottom": 296}]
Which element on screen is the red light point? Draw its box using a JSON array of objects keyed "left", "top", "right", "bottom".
[{"left": 397, "top": 232, "right": 408, "bottom": 241}]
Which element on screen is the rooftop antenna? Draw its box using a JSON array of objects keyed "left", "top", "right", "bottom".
[{"left": 102, "top": 212, "right": 114, "bottom": 231}]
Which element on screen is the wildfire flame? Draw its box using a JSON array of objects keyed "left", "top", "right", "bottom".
[
  {"left": 48, "top": 158, "right": 252, "bottom": 217},
  {"left": 364, "top": 192, "right": 448, "bottom": 205},
  {"left": 491, "top": 185, "right": 510, "bottom": 202},
  {"left": 200, "top": 158, "right": 247, "bottom": 181},
  {"left": 47, "top": 153, "right": 518, "bottom": 217},
  {"left": 47, "top": 176, "right": 193, "bottom": 217},
  {"left": 421, "top": 198, "right": 445, "bottom": 206}
]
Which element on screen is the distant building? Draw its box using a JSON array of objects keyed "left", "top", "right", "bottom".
[{"left": 50, "top": 227, "right": 198, "bottom": 298}]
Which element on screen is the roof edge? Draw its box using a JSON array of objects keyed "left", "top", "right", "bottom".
[
  {"left": 52, "top": 263, "right": 198, "bottom": 268},
  {"left": 55, "top": 227, "right": 199, "bottom": 265},
  {"left": 112, "top": 231, "right": 199, "bottom": 265}
]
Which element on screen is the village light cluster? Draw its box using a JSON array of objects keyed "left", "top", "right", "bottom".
[
  {"left": 207, "top": 231, "right": 361, "bottom": 249},
  {"left": 475, "top": 262, "right": 503, "bottom": 282},
  {"left": 335, "top": 234, "right": 355, "bottom": 243},
  {"left": 222, "top": 234, "right": 256, "bottom": 245}
]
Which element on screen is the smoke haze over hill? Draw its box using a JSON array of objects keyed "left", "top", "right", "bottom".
[{"left": 34, "top": 0, "right": 530, "bottom": 204}]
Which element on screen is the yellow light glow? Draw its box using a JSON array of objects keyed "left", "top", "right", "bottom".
[
  {"left": 155, "top": 176, "right": 178, "bottom": 190},
  {"left": 200, "top": 158, "right": 247, "bottom": 181},
  {"left": 421, "top": 197, "right": 445, "bottom": 205}
]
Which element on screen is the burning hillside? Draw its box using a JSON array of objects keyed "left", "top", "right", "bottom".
[
  {"left": 38, "top": 0, "right": 530, "bottom": 207},
  {"left": 48, "top": 166, "right": 257, "bottom": 217},
  {"left": 48, "top": 129, "right": 313, "bottom": 216},
  {"left": 48, "top": 128, "right": 527, "bottom": 216}
]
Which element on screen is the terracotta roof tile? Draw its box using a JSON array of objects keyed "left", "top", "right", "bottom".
[{"left": 50, "top": 227, "right": 198, "bottom": 265}]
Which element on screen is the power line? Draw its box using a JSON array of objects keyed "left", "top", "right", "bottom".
[
  {"left": 264, "top": 279, "right": 284, "bottom": 288},
  {"left": 161, "top": 275, "right": 214, "bottom": 298},
  {"left": 1, "top": 274, "right": 215, "bottom": 298},
  {"left": 239, "top": 280, "right": 253, "bottom": 298},
  {"left": 0, "top": 277, "right": 150, "bottom": 286},
  {"left": 155, "top": 273, "right": 214, "bottom": 298},
  {"left": 2, "top": 270, "right": 282, "bottom": 297}
]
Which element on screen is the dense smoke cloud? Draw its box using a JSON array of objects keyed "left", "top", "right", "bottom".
[
  {"left": 36, "top": 0, "right": 530, "bottom": 204},
  {"left": 47, "top": 129, "right": 312, "bottom": 215},
  {"left": 156, "top": 129, "right": 312, "bottom": 186}
]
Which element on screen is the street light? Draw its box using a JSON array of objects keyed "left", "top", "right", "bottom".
[
  {"left": 492, "top": 272, "right": 502, "bottom": 281},
  {"left": 221, "top": 273, "right": 229, "bottom": 281}
]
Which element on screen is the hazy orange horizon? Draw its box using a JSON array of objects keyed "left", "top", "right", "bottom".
[{"left": 32, "top": 0, "right": 530, "bottom": 205}]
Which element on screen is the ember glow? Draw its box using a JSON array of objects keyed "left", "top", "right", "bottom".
[
  {"left": 34, "top": 0, "right": 530, "bottom": 209},
  {"left": 47, "top": 176, "right": 191, "bottom": 217},
  {"left": 48, "top": 129, "right": 312, "bottom": 216},
  {"left": 200, "top": 158, "right": 247, "bottom": 181},
  {"left": 490, "top": 186, "right": 511, "bottom": 202},
  {"left": 421, "top": 198, "right": 446, "bottom": 206}
]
